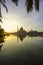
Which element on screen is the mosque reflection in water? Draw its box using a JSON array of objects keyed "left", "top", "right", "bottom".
[{"left": 0, "top": 26, "right": 43, "bottom": 52}]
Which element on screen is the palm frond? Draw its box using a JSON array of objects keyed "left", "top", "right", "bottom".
[
  {"left": 12, "top": 0, "right": 18, "bottom": 6},
  {"left": 0, "top": 0, "right": 8, "bottom": 13},
  {"left": 26, "top": 0, "right": 33, "bottom": 12},
  {"left": 0, "top": 10, "right": 2, "bottom": 18},
  {"left": 35, "top": 0, "right": 39, "bottom": 11},
  {"left": 0, "top": 2, "right": 2, "bottom": 18},
  {"left": 2, "top": 0, "right": 6, "bottom": 3},
  {"left": 0, "top": 19, "right": 2, "bottom": 23}
]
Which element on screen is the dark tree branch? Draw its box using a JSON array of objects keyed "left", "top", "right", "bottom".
[
  {"left": 0, "top": 0, "right": 8, "bottom": 13},
  {"left": 12, "top": 0, "right": 18, "bottom": 6}
]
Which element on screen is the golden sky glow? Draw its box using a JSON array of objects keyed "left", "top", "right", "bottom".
[{"left": 1, "top": 17, "right": 18, "bottom": 32}]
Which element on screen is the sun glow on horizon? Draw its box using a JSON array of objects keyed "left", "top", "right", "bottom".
[{"left": 1, "top": 18, "right": 19, "bottom": 32}]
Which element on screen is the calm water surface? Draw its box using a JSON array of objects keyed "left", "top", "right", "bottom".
[{"left": 0, "top": 35, "right": 43, "bottom": 64}]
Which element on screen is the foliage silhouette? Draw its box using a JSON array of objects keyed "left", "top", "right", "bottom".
[
  {"left": 0, "top": 0, "right": 8, "bottom": 23},
  {"left": 35, "top": 0, "right": 39, "bottom": 11},
  {"left": 0, "top": 44, "right": 3, "bottom": 51},
  {"left": 12, "top": 0, "right": 18, "bottom": 6},
  {"left": 12, "top": 0, "right": 39, "bottom": 12},
  {"left": 0, "top": 36, "right": 5, "bottom": 51}
]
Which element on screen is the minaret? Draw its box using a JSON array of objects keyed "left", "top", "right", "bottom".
[
  {"left": 17, "top": 26, "right": 19, "bottom": 43},
  {"left": 17, "top": 26, "right": 18, "bottom": 32}
]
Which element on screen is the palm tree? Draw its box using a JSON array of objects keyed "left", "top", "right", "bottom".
[{"left": 0, "top": 0, "right": 8, "bottom": 23}]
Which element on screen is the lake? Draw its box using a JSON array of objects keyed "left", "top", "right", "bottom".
[{"left": 0, "top": 35, "right": 43, "bottom": 65}]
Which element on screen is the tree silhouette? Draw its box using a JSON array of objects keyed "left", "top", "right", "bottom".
[
  {"left": 0, "top": 0, "right": 8, "bottom": 23},
  {"left": 0, "top": 0, "right": 40, "bottom": 23}
]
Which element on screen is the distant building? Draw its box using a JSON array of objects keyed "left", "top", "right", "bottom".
[
  {"left": 16, "top": 27, "right": 27, "bottom": 37},
  {"left": 20, "top": 27, "right": 23, "bottom": 32}
]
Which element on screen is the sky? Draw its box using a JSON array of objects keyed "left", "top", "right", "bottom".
[{"left": 1, "top": 0, "right": 43, "bottom": 32}]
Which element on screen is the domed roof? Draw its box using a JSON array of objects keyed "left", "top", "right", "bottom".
[{"left": 20, "top": 27, "right": 23, "bottom": 31}]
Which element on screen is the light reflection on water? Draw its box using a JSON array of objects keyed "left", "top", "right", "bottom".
[{"left": 0, "top": 35, "right": 43, "bottom": 64}]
